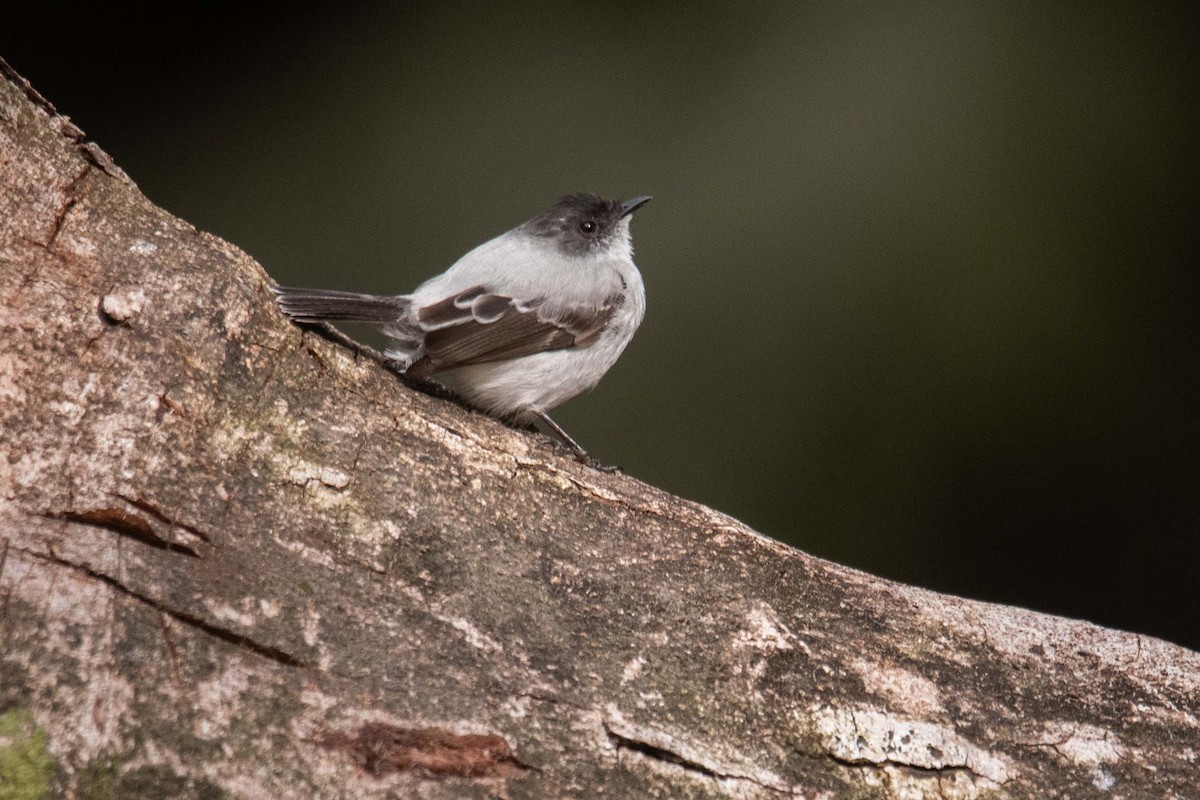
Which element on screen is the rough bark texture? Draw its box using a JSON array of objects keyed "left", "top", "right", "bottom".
[{"left": 1, "top": 61, "right": 1198, "bottom": 800}]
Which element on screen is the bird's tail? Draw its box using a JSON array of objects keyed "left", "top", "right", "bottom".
[{"left": 271, "top": 285, "right": 408, "bottom": 323}]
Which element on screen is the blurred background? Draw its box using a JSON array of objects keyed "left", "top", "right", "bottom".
[{"left": 5, "top": 4, "right": 1197, "bottom": 650}]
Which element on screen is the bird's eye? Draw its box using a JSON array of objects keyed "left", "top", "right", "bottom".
[{"left": 579, "top": 220, "right": 597, "bottom": 235}]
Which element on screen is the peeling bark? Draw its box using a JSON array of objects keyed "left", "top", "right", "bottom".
[{"left": 1, "top": 59, "right": 1198, "bottom": 799}]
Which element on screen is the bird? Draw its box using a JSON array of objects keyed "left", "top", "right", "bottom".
[{"left": 272, "top": 193, "right": 651, "bottom": 468}]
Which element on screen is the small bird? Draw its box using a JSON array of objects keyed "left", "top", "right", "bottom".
[{"left": 272, "top": 193, "right": 651, "bottom": 467}]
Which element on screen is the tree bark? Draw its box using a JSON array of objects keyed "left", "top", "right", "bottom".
[{"left": 1, "top": 60, "right": 1196, "bottom": 799}]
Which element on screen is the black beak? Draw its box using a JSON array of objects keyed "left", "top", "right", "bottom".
[{"left": 619, "top": 196, "right": 652, "bottom": 217}]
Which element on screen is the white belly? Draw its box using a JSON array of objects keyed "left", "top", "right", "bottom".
[{"left": 434, "top": 337, "right": 627, "bottom": 423}]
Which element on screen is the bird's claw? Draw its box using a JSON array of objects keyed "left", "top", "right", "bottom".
[{"left": 536, "top": 435, "right": 621, "bottom": 473}]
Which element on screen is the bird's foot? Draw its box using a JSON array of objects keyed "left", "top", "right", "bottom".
[{"left": 536, "top": 435, "right": 621, "bottom": 472}]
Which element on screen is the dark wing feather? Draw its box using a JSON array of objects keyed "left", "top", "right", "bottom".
[
  {"left": 405, "top": 286, "right": 622, "bottom": 379},
  {"left": 416, "top": 287, "right": 489, "bottom": 328}
]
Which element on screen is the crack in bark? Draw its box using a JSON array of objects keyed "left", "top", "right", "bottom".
[
  {"left": 47, "top": 199, "right": 78, "bottom": 248},
  {"left": 819, "top": 750, "right": 999, "bottom": 787},
  {"left": 49, "top": 508, "right": 201, "bottom": 558},
  {"left": 515, "top": 460, "right": 627, "bottom": 503},
  {"left": 45, "top": 164, "right": 91, "bottom": 249},
  {"left": 604, "top": 724, "right": 798, "bottom": 796},
  {"left": 114, "top": 492, "right": 213, "bottom": 543},
  {"left": 607, "top": 727, "right": 717, "bottom": 776},
  {"left": 514, "top": 689, "right": 590, "bottom": 712},
  {"left": 21, "top": 547, "right": 308, "bottom": 668}
]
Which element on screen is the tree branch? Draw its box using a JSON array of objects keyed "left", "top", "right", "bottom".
[{"left": 1, "top": 59, "right": 1196, "bottom": 799}]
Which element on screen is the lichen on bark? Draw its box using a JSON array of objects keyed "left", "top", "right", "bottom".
[{"left": 0, "top": 709, "right": 56, "bottom": 800}]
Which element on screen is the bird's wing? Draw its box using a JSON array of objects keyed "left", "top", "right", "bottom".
[{"left": 404, "top": 285, "right": 622, "bottom": 379}]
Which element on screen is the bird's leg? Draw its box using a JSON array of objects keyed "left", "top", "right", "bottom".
[
  {"left": 528, "top": 407, "right": 588, "bottom": 460},
  {"left": 527, "top": 407, "right": 621, "bottom": 473}
]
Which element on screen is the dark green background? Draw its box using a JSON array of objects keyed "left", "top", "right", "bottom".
[{"left": 6, "top": 4, "right": 1197, "bottom": 649}]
